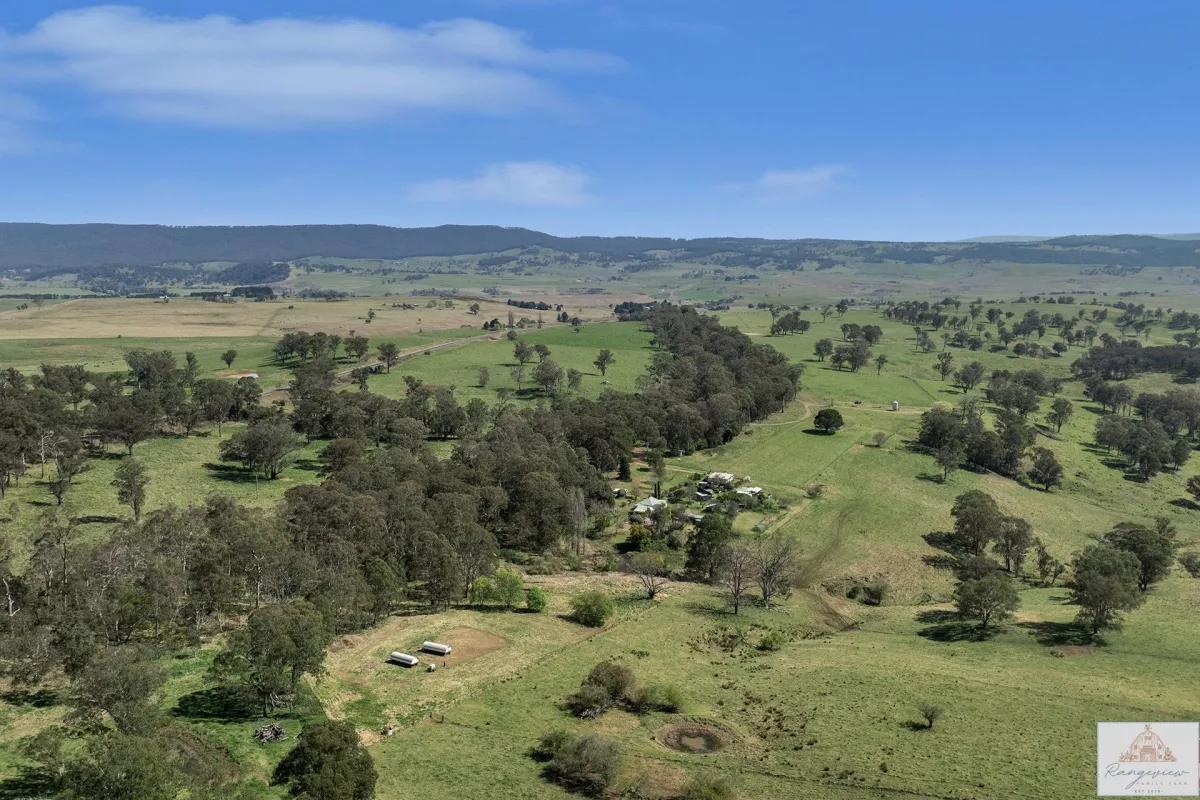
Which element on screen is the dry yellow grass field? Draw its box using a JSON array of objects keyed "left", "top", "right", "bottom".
[{"left": 0, "top": 296, "right": 617, "bottom": 341}]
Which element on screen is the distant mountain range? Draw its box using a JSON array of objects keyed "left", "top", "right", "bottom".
[{"left": 0, "top": 222, "right": 1198, "bottom": 273}]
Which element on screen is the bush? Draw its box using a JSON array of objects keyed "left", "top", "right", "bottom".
[
  {"left": 585, "top": 663, "right": 637, "bottom": 704},
  {"left": 919, "top": 702, "right": 943, "bottom": 729},
  {"left": 532, "top": 729, "right": 574, "bottom": 762},
  {"left": 757, "top": 630, "right": 788, "bottom": 651},
  {"left": 681, "top": 774, "right": 737, "bottom": 800},
  {"left": 872, "top": 431, "right": 888, "bottom": 448},
  {"left": 525, "top": 585, "right": 548, "bottom": 612},
  {"left": 1180, "top": 552, "right": 1200, "bottom": 578},
  {"left": 634, "top": 683, "right": 684, "bottom": 714},
  {"left": 805, "top": 484, "right": 826, "bottom": 499},
  {"left": 565, "top": 683, "right": 613, "bottom": 719},
  {"left": 469, "top": 576, "right": 496, "bottom": 605},
  {"left": 570, "top": 591, "right": 614, "bottom": 628},
  {"left": 861, "top": 580, "right": 888, "bottom": 606},
  {"left": 538, "top": 731, "right": 622, "bottom": 796}
]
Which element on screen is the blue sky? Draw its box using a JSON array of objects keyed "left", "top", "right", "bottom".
[{"left": 0, "top": 1, "right": 1196, "bottom": 240}]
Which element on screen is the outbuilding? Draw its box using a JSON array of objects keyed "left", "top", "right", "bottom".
[
  {"left": 390, "top": 652, "right": 419, "bottom": 667},
  {"left": 422, "top": 641, "right": 452, "bottom": 656}
]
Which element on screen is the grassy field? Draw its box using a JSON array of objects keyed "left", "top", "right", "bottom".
[{"left": 4, "top": 276, "right": 1200, "bottom": 798}]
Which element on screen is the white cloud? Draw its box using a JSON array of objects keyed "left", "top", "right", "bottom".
[
  {"left": 409, "top": 161, "right": 590, "bottom": 206},
  {"left": 730, "top": 165, "right": 853, "bottom": 200},
  {"left": 1, "top": 6, "right": 621, "bottom": 128}
]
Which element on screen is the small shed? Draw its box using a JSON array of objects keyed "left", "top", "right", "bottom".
[
  {"left": 736, "top": 487, "right": 764, "bottom": 498},
  {"left": 422, "top": 641, "right": 452, "bottom": 656},
  {"left": 390, "top": 652, "right": 419, "bottom": 667}
]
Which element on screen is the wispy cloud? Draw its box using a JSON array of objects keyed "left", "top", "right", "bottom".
[
  {"left": 729, "top": 165, "right": 853, "bottom": 200},
  {"left": 0, "top": 6, "right": 622, "bottom": 129},
  {"left": 409, "top": 161, "right": 591, "bottom": 206}
]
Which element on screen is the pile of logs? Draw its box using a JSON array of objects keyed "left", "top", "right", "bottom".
[{"left": 254, "top": 724, "right": 286, "bottom": 743}]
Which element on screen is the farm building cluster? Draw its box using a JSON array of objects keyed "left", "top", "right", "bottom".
[{"left": 625, "top": 470, "right": 771, "bottom": 528}]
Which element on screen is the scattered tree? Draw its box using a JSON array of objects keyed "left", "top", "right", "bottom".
[
  {"left": 112, "top": 457, "right": 150, "bottom": 520},
  {"left": 813, "top": 408, "right": 844, "bottom": 433},
  {"left": 593, "top": 349, "right": 615, "bottom": 376}
]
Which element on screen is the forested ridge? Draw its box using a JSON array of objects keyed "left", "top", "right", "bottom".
[{"left": 1, "top": 222, "right": 1198, "bottom": 271}]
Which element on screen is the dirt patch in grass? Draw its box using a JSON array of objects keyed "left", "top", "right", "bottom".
[
  {"left": 1050, "top": 646, "right": 1099, "bottom": 658},
  {"left": 329, "top": 635, "right": 365, "bottom": 654},
  {"left": 658, "top": 722, "right": 733, "bottom": 754},
  {"left": 421, "top": 627, "right": 508, "bottom": 667}
]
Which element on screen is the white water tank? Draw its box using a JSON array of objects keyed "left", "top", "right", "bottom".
[
  {"left": 390, "top": 652, "right": 419, "bottom": 666},
  {"left": 891, "top": 400, "right": 900, "bottom": 411},
  {"left": 422, "top": 641, "right": 452, "bottom": 656}
]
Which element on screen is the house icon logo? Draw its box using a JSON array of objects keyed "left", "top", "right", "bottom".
[
  {"left": 1098, "top": 721, "right": 1199, "bottom": 797},
  {"left": 1118, "top": 725, "right": 1177, "bottom": 763}
]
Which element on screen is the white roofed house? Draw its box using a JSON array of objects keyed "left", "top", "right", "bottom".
[{"left": 630, "top": 496, "right": 667, "bottom": 520}]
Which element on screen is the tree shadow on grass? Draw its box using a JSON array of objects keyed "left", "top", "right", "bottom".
[
  {"left": 1018, "top": 620, "right": 1095, "bottom": 648},
  {"left": 203, "top": 463, "right": 260, "bottom": 484},
  {"left": 71, "top": 514, "right": 123, "bottom": 525},
  {"left": 173, "top": 686, "right": 259, "bottom": 722},
  {"left": 0, "top": 768, "right": 59, "bottom": 799},
  {"left": 915, "top": 610, "right": 998, "bottom": 642},
  {"left": 292, "top": 458, "right": 321, "bottom": 473},
  {"left": 915, "top": 473, "right": 946, "bottom": 484},
  {"left": 1170, "top": 498, "right": 1200, "bottom": 512},
  {"left": 0, "top": 688, "right": 58, "bottom": 707}
]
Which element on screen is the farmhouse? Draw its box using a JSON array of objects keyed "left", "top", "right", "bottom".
[
  {"left": 630, "top": 496, "right": 667, "bottom": 519},
  {"left": 736, "top": 486, "right": 763, "bottom": 499},
  {"left": 706, "top": 471, "right": 736, "bottom": 487}
]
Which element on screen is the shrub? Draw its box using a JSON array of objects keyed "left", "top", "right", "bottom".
[
  {"left": 532, "top": 729, "right": 574, "bottom": 762},
  {"left": 919, "top": 703, "right": 943, "bottom": 729},
  {"left": 681, "top": 774, "right": 737, "bottom": 800},
  {"left": 1180, "top": 552, "right": 1200, "bottom": 578},
  {"left": 493, "top": 569, "right": 525, "bottom": 608},
  {"left": 585, "top": 663, "right": 638, "bottom": 704},
  {"left": 625, "top": 524, "right": 652, "bottom": 551},
  {"left": 525, "top": 586, "right": 548, "bottom": 613},
  {"left": 635, "top": 683, "right": 684, "bottom": 714},
  {"left": 538, "top": 732, "right": 622, "bottom": 796},
  {"left": 872, "top": 431, "right": 888, "bottom": 448},
  {"left": 570, "top": 591, "right": 614, "bottom": 628},
  {"left": 469, "top": 576, "right": 496, "bottom": 605},
  {"left": 861, "top": 580, "right": 888, "bottom": 606},
  {"left": 565, "top": 684, "right": 613, "bottom": 719},
  {"left": 805, "top": 484, "right": 826, "bottom": 499},
  {"left": 757, "top": 630, "right": 788, "bottom": 651}
]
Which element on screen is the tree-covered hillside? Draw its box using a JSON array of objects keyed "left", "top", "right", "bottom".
[{"left": 2, "top": 223, "right": 1200, "bottom": 272}]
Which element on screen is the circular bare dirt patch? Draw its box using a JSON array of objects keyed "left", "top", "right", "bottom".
[{"left": 658, "top": 722, "right": 732, "bottom": 754}]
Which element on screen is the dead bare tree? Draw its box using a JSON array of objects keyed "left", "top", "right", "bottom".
[
  {"left": 751, "top": 533, "right": 797, "bottom": 609},
  {"left": 721, "top": 542, "right": 756, "bottom": 615},
  {"left": 630, "top": 552, "right": 668, "bottom": 599}
]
